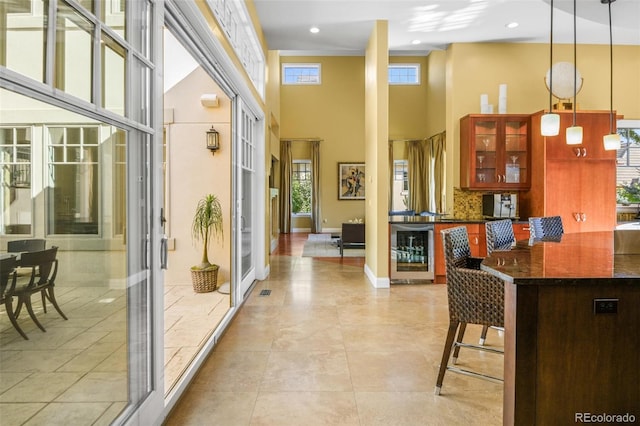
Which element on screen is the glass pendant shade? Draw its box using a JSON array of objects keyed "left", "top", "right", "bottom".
[
  {"left": 541, "top": 113, "right": 560, "bottom": 136},
  {"left": 566, "top": 125, "right": 583, "bottom": 145},
  {"left": 603, "top": 133, "right": 620, "bottom": 150}
]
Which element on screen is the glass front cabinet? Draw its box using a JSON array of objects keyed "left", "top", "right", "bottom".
[{"left": 460, "top": 114, "right": 531, "bottom": 190}]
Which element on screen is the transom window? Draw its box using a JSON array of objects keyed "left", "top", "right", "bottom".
[
  {"left": 389, "top": 64, "right": 420, "bottom": 85},
  {"left": 292, "top": 160, "right": 312, "bottom": 215},
  {"left": 282, "top": 64, "right": 321, "bottom": 85}
]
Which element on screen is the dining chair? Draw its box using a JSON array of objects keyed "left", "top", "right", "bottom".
[
  {"left": 13, "top": 246, "right": 67, "bottom": 333},
  {"left": 435, "top": 226, "right": 504, "bottom": 395},
  {"left": 0, "top": 256, "right": 29, "bottom": 339},
  {"left": 528, "top": 216, "right": 564, "bottom": 239},
  {"left": 7, "top": 239, "right": 46, "bottom": 253}
]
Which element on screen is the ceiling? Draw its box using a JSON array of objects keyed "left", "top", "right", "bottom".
[{"left": 252, "top": 0, "right": 640, "bottom": 56}]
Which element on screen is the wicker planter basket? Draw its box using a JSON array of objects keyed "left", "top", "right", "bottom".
[{"left": 190, "top": 265, "right": 219, "bottom": 293}]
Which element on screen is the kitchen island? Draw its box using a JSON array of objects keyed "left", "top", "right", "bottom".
[{"left": 481, "top": 231, "right": 640, "bottom": 425}]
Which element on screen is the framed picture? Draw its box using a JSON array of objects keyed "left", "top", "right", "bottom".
[{"left": 338, "top": 162, "right": 365, "bottom": 200}]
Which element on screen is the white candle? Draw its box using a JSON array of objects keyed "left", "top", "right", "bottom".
[{"left": 498, "top": 84, "right": 507, "bottom": 113}]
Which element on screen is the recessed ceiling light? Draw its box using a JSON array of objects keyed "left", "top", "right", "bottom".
[
  {"left": 411, "top": 40, "right": 421, "bottom": 45},
  {"left": 506, "top": 22, "right": 519, "bottom": 29},
  {"left": 309, "top": 27, "right": 320, "bottom": 34}
]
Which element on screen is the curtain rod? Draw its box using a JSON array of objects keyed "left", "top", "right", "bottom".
[{"left": 280, "top": 138, "right": 323, "bottom": 142}]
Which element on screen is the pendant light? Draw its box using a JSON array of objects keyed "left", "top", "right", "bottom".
[
  {"left": 566, "top": 0, "right": 583, "bottom": 145},
  {"left": 603, "top": 0, "right": 621, "bottom": 150},
  {"left": 541, "top": 0, "right": 560, "bottom": 136}
]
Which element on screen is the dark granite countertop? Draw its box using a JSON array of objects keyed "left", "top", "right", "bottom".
[
  {"left": 481, "top": 231, "right": 640, "bottom": 285},
  {"left": 388, "top": 216, "right": 526, "bottom": 224}
]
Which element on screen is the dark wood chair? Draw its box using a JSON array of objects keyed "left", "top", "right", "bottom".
[
  {"left": 14, "top": 246, "right": 67, "bottom": 333},
  {"left": 435, "top": 226, "right": 504, "bottom": 395},
  {"left": 1, "top": 256, "right": 29, "bottom": 339},
  {"left": 339, "top": 223, "right": 365, "bottom": 257},
  {"left": 7, "top": 238, "right": 46, "bottom": 253}
]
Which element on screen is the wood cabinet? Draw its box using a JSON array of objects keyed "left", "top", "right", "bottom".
[
  {"left": 521, "top": 110, "right": 617, "bottom": 233},
  {"left": 512, "top": 222, "right": 531, "bottom": 242},
  {"left": 434, "top": 223, "right": 485, "bottom": 283},
  {"left": 460, "top": 114, "right": 531, "bottom": 190}
]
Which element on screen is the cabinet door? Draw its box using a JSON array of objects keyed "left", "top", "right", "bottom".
[
  {"left": 461, "top": 114, "right": 531, "bottom": 190},
  {"left": 545, "top": 160, "right": 616, "bottom": 233},
  {"left": 512, "top": 223, "right": 531, "bottom": 242},
  {"left": 545, "top": 112, "right": 617, "bottom": 161},
  {"left": 434, "top": 223, "right": 484, "bottom": 283}
]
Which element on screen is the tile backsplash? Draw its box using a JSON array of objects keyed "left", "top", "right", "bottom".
[{"left": 453, "top": 188, "right": 483, "bottom": 220}]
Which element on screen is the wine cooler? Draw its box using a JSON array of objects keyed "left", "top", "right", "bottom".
[{"left": 390, "top": 223, "right": 435, "bottom": 282}]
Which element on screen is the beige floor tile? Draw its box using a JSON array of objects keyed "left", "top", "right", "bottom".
[
  {"left": 0, "top": 350, "right": 82, "bottom": 373},
  {"left": 164, "top": 390, "right": 257, "bottom": 426},
  {"left": 250, "top": 391, "right": 359, "bottom": 426},
  {"left": 271, "top": 321, "right": 345, "bottom": 351},
  {"left": 347, "top": 351, "right": 433, "bottom": 392},
  {"left": 54, "top": 372, "right": 127, "bottom": 402},
  {"left": 0, "top": 371, "right": 30, "bottom": 393},
  {"left": 192, "top": 350, "right": 269, "bottom": 391},
  {"left": 355, "top": 391, "right": 461, "bottom": 426},
  {"left": 0, "top": 402, "right": 46, "bottom": 425},
  {"left": 22, "top": 402, "right": 112, "bottom": 426},
  {"left": 261, "top": 350, "right": 352, "bottom": 392},
  {"left": 0, "top": 372, "right": 83, "bottom": 402}
]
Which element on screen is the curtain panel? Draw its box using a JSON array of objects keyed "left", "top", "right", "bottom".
[
  {"left": 279, "top": 140, "right": 292, "bottom": 233},
  {"left": 311, "top": 140, "right": 321, "bottom": 233}
]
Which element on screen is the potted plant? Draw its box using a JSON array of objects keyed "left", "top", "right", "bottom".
[{"left": 191, "top": 194, "right": 224, "bottom": 292}]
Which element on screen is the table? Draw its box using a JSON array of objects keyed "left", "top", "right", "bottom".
[{"left": 481, "top": 231, "right": 640, "bottom": 425}]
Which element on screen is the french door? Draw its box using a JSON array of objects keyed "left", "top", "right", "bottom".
[{"left": 236, "top": 100, "right": 256, "bottom": 298}]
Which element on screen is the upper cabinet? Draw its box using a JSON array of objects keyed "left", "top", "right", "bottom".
[
  {"left": 460, "top": 114, "right": 531, "bottom": 190},
  {"left": 521, "top": 110, "right": 618, "bottom": 233}
]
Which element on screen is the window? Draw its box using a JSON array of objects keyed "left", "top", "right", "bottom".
[
  {"left": 47, "top": 126, "right": 100, "bottom": 235},
  {"left": 292, "top": 160, "right": 312, "bottom": 215},
  {"left": 388, "top": 64, "right": 420, "bottom": 85},
  {"left": 282, "top": 64, "right": 321, "bottom": 85},
  {"left": 391, "top": 160, "right": 409, "bottom": 211},
  {"left": 0, "top": 127, "right": 32, "bottom": 235},
  {"left": 616, "top": 123, "right": 640, "bottom": 206}
]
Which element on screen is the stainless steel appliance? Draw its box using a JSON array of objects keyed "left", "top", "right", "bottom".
[
  {"left": 483, "top": 193, "right": 518, "bottom": 219},
  {"left": 390, "top": 223, "right": 435, "bottom": 282}
]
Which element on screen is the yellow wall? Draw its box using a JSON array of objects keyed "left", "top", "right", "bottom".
[
  {"left": 364, "top": 20, "right": 389, "bottom": 283},
  {"left": 445, "top": 42, "right": 640, "bottom": 213},
  {"left": 164, "top": 68, "right": 232, "bottom": 285},
  {"left": 389, "top": 56, "right": 430, "bottom": 140},
  {"left": 279, "top": 56, "right": 367, "bottom": 228}
]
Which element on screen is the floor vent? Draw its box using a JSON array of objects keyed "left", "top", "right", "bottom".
[{"left": 259, "top": 289, "right": 271, "bottom": 296}]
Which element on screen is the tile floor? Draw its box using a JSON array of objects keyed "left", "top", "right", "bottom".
[
  {"left": 0, "top": 270, "right": 229, "bottom": 425},
  {"left": 165, "top": 233, "right": 504, "bottom": 425}
]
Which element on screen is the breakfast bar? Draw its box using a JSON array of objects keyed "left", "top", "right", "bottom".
[{"left": 481, "top": 231, "right": 640, "bottom": 425}]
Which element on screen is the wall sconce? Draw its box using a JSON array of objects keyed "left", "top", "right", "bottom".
[
  {"left": 200, "top": 94, "right": 220, "bottom": 108},
  {"left": 206, "top": 126, "right": 220, "bottom": 155}
]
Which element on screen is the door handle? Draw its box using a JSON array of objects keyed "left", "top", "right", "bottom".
[{"left": 160, "top": 235, "right": 168, "bottom": 269}]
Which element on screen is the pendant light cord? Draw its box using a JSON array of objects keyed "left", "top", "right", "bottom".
[
  {"left": 608, "top": 0, "right": 614, "bottom": 134},
  {"left": 548, "top": 0, "right": 554, "bottom": 113},
  {"left": 572, "top": 0, "right": 577, "bottom": 126}
]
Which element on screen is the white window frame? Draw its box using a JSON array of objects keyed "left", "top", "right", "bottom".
[
  {"left": 282, "top": 63, "right": 321, "bottom": 85},
  {"left": 388, "top": 63, "right": 421, "bottom": 85},
  {"left": 615, "top": 120, "right": 640, "bottom": 208},
  {"left": 291, "top": 159, "right": 312, "bottom": 217}
]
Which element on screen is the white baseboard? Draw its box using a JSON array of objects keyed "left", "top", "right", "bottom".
[{"left": 364, "top": 263, "right": 391, "bottom": 289}]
